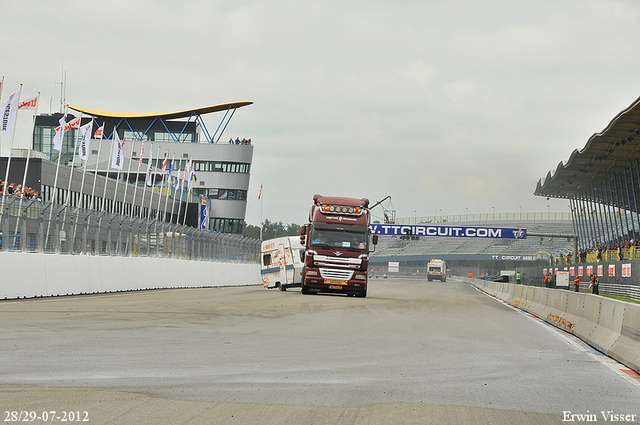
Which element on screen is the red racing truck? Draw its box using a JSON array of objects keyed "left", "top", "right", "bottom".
[{"left": 299, "top": 194, "right": 377, "bottom": 297}]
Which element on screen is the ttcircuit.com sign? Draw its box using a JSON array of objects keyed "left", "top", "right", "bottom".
[{"left": 369, "top": 224, "right": 527, "bottom": 239}]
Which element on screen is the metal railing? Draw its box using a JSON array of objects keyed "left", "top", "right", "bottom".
[
  {"left": 395, "top": 212, "right": 572, "bottom": 224},
  {"left": 0, "top": 195, "right": 260, "bottom": 263}
]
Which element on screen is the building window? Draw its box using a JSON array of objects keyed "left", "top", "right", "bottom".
[
  {"left": 210, "top": 218, "right": 244, "bottom": 234},
  {"left": 192, "top": 161, "right": 250, "bottom": 174},
  {"left": 207, "top": 189, "right": 247, "bottom": 200}
]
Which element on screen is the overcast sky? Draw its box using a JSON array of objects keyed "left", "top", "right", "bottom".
[{"left": 3, "top": 0, "right": 640, "bottom": 226}]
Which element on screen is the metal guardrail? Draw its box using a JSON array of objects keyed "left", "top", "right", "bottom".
[{"left": 0, "top": 195, "right": 260, "bottom": 263}]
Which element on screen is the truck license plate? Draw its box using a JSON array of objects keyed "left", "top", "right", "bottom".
[
  {"left": 324, "top": 279, "right": 347, "bottom": 286},
  {"left": 328, "top": 285, "right": 343, "bottom": 290}
]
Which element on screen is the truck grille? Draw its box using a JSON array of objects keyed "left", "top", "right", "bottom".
[
  {"left": 313, "top": 254, "right": 362, "bottom": 269},
  {"left": 320, "top": 268, "right": 354, "bottom": 280}
]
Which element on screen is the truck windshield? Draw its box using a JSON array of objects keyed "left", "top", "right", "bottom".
[{"left": 309, "top": 226, "right": 368, "bottom": 251}]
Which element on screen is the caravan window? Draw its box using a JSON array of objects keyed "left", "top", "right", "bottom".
[{"left": 262, "top": 253, "right": 272, "bottom": 267}]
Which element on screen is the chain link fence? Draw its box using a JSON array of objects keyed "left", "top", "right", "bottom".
[{"left": 0, "top": 196, "right": 260, "bottom": 263}]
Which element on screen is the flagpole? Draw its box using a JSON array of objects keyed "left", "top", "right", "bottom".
[
  {"left": 111, "top": 130, "right": 124, "bottom": 214},
  {"left": 15, "top": 92, "right": 41, "bottom": 240},
  {"left": 182, "top": 156, "right": 193, "bottom": 226},
  {"left": 64, "top": 113, "right": 83, "bottom": 207},
  {"left": 78, "top": 119, "right": 94, "bottom": 210},
  {"left": 100, "top": 127, "right": 116, "bottom": 212},
  {"left": 260, "top": 181, "right": 263, "bottom": 240},
  {"left": 155, "top": 150, "right": 168, "bottom": 222},
  {"left": 44, "top": 109, "right": 67, "bottom": 251},
  {"left": 19, "top": 92, "right": 41, "bottom": 197},
  {"left": 163, "top": 153, "right": 175, "bottom": 222},
  {"left": 89, "top": 122, "right": 105, "bottom": 211},
  {"left": 2, "top": 84, "right": 22, "bottom": 201},
  {"left": 175, "top": 156, "right": 187, "bottom": 226},
  {"left": 130, "top": 141, "right": 144, "bottom": 218},
  {"left": 139, "top": 142, "right": 152, "bottom": 218},
  {"left": 170, "top": 155, "right": 183, "bottom": 224},
  {"left": 121, "top": 138, "right": 136, "bottom": 217},
  {"left": 71, "top": 117, "right": 93, "bottom": 252},
  {"left": 149, "top": 145, "right": 161, "bottom": 219}
]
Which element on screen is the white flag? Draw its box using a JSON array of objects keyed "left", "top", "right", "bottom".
[
  {"left": 78, "top": 121, "right": 93, "bottom": 161},
  {"left": 110, "top": 131, "right": 124, "bottom": 170},
  {"left": 145, "top": 148, "right": 153, "bottom": 186},
  {"left": 52, "top": 114, "right": 67, "bottom": 151},
  {"left": 0, "top": 90, "right": 20, "bottom": 136},
  {"left": 18, "top": 97, "right": 38, "bottom": 110}
]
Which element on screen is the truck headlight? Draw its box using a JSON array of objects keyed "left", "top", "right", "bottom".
[
  {"left": 306, "top": 270, "right": 318, "bottom": 276},
  {"left": 355, "top": 274, "right": 366, "bottom": 280}
]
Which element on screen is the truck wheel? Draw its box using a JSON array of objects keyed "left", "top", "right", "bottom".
[
  {"left": 279, "top": 284, "right": 287, "bottom": 291},
  {"left": 356, "top": 289, "right": 367, "bottom": 298},
  {"left": 301, "top": 282, "right": 310, "bottom": 294}
]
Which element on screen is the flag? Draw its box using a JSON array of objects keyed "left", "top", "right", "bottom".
[
  {"left": 78, "top": 120, "right": 93, "bottom": 161},
  {"left": 258, "top": 182, "right": 263, "bottom": 200},
  {"left": 55, "top": 116, "right": 81, "bottom": 132},
  {"left": 145, "top": 148, "right": 153, "bottom": 186},
  {"left": 160, "top": 154, "right": 168, "bottom": 174},
  {"left": 18, "top": 97, "right": 38, "bottom": 110},
  {"left": 178, "top": 158, "right": 189, "bottom": 190},
  {"left": 94, "top": 124, "right": 104, "bottom": 139},
  {"left": 110, "top": 131, "right": 124, "bottom": 170},
  {"left": 188, "top": 170, "right": 197, "bottom": 190},
  {"left": 52, "top": 114, "right": 67, "bottom": 151},
  {"left": 169, "top": 158, "right": 174, "bottom": 175},
  {"left": 0, "top": 90, "right": 20, "bottom": 136},
  {"left": 199, "top": 196, "right": 209, "bottom": 230},
  {"left": 139, "top": 142, "right": 145, "bottom": 165}
]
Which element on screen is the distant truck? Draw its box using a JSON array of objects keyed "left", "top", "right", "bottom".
[
  {"left": 427, "top": 259, "right": 447, "bottom": 282},
  {"left": 261, "top": 236, "right": 304, "bottom": 291},
  {"left": 299, "top": 194, "right": 377, "bottom": 297}
]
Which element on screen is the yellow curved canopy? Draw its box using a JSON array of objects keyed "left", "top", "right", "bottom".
[{"left": 66, "top": 101, "right": 253, "bottom": 119}]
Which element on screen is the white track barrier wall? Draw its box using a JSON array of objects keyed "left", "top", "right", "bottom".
[
  {"left": 0, "top": 252, "right": 260, "bottom": 299},
  {"left": 471, "top": 279, "right": 640, "bottom": 374}
]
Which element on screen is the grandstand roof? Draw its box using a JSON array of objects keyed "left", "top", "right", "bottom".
[
  {"left": 534, "top": 95, "right": 640, "bottom": 207},
  {"left": 67, "top": 101, "right": 253, "bottom": 120}
]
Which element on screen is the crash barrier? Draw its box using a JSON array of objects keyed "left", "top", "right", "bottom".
[
  {"left": 471, "top": 279, "right": 640, "bottom": 374},
  {"left": 0, "top": 251, "right": 260, "bottom": 299},
  {"left": 0, "top": 196, "right": 261, "bottom": 262}
]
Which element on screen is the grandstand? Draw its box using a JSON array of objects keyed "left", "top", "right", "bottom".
[{"left": 371, "top": 218, "right": 574, "bottom": 263}]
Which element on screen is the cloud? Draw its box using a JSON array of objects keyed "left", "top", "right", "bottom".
[{"left": 3, "top": 0, "right": 640, "bottom": 226}]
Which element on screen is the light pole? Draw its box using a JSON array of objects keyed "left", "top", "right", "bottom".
[
  {"left": 465, "top": 207, "right": 468, "bottom": 221},
  {"left": 519, "top": 205, "right": 522, "bottom": 220},
  {"left": 492, "top": 206, "right": 495, "bottom": 220},
  {"left": 439, "top": 208, "right": 442, "bottom": 223}
]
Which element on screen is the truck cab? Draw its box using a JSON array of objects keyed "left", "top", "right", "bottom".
[
  {"left": 427, "top": 259, "right": 447, "bottom": 282},
  {"left": 300, "top": 195, "right": 377, "bottom": 297}
]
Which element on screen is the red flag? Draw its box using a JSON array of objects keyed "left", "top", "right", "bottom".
[
  {"left": 160, "top": 154, "right": 168, "bottom": 173},
  {"left": 139, "top": 143, "right": 145, "bottom": 165},
  {"left": 258, "top": 182, "right": 263, "bottom": 200}
]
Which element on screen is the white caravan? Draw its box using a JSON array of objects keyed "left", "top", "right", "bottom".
[{"left": 261, "top": 236, "right": 304, "bottom": 291}]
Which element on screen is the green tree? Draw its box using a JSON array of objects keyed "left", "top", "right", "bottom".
[{"left": 242, "top": 219, "right": 302, "bottom": 240}]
